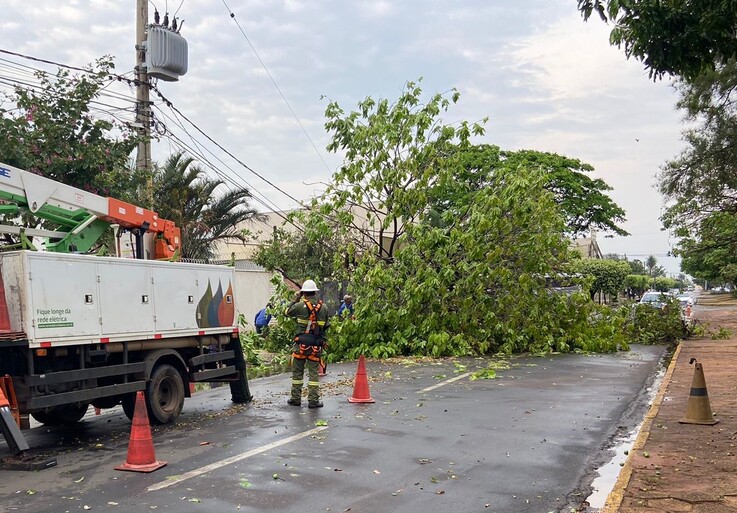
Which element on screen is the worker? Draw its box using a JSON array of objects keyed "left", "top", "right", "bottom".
[
  {"left": 285, "top": 280, "right": 328, "bottom": 408},
  {"left": 337, "top": 294, "right": 354, "bottom": 318},
  {"left": 254, "top": 303, "right": 272, "bottom": 334}
]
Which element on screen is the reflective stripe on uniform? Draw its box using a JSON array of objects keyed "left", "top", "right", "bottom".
[
  {"left": 292, "top": 379, "right": 304, "bottom": 385},
  {"left": 296, "top": 319, "right": 326, "bottom": 326},
  {"left": 308, "top": 381, "right": 319, "bottom": 387}
]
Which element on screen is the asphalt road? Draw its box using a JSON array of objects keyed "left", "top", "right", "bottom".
[{"left": 0, "top": 346, "right": 666, "bottom": 513}]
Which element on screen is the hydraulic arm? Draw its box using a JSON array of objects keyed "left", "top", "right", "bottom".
[{"left": 0, "top": 162, "right": 180, "bottom": 259}]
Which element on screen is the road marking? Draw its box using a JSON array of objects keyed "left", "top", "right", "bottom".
[
  {"left": 147, "top": 426, "right": 328, "bottom": 491},
  {"left": 418, "top": 372, "right": 471, "bottom": 393}
]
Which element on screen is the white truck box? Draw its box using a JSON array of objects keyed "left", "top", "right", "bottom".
[{"left": 0, "top": 251, "right": 236, "bottom": 348}]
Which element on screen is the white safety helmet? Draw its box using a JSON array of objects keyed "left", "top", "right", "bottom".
[{"left": 300, "top": 279, "right": 319, "bottom": 292}]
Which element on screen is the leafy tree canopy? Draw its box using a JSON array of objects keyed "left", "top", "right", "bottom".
[
  {"left": 628, "top": 258, "right": 647, "bottom": 275},
  {"left": 293, "top": 80, "right": 629, "bottom": 359},
  {"left": 253, "top": 223, "right": 341, "bottom": 285},
  {"left": 439, "top": 145, "right": 628, "bottom": 237},
  {"left": 660, "top": 62, "right": 737, "bottom": 283},
  {"left": 624, "top": 273, "right": 651, "bottom": 296},
  {"left": 566, "top": 258, "right": 631, "bottom": 299},
  {"left": 653, "top": 275, "right": 677, "bottom": 292},
  {"left": 578, "top": 0, "right": 737, "bottom": 80},
  {"left": 604, "top": 253, "right": 649, "bottom": 275},
  {"left": 678, "top": 211, "right": 737, "bottom": 287},
  {"left": 661, "top": 62, "right": 737, "bottom": 232},
  {"left": 0, "top": 56, "right": 143, "bottom": 199}
]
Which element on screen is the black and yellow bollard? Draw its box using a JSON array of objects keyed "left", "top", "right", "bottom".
[{"left": 679, "top": 358, "right": 719, "bottom": 425}]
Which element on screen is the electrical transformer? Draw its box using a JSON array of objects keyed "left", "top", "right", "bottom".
[{"left": 146, "top": 25, "right": 188, "bottom": 81}]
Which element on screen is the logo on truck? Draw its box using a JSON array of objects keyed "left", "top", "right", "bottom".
[{"left": 196, "top": 280, "right": 234, "bottom": 328}]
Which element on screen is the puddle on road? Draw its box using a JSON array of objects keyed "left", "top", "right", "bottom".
[{"left": 585, "top": 363, "right": 666, "bottom": 510}]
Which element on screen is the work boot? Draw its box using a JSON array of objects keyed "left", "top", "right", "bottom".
[
  {"left": 308, "top": 401, "right": 324, "bottom": 409},
  {"left": 287, "top": 398, "right": 301, "bottom": 406}
]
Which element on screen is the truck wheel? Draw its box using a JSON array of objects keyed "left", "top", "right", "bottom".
[
  {"left": 31, "top": 409, "right": 59, "bottom": 426},
  {"left": 145, "top": 364, "right": 185, "bottom": 425},
  {"left": 31, "top": 404, "right": 89, "bottom": 425},
  {"left": 91, "top": 396, "right": 120, "bottom": 410},
  {"left": 57, "top": 403, "right": 89, "bottom": 424},
  {"left": 121, "top": 393, "right": 137, "bottom": 421}
]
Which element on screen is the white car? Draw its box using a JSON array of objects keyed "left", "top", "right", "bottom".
[
  {"left": 639, "top": 291, "right": 669, "bottom": 309},
  {"left": 676, "top": 294, "right": 694, "bottom": 307}
]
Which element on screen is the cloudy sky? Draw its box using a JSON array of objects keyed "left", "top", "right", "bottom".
[{"left": 1, "top": 1, "right": 686, "bottom": 273}]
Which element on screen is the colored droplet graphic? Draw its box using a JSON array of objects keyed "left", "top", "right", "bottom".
[
  {"left": 197, "top": 281, "right": 213, "bottom": 328},
  {"left": 218, "top": 281, "right": 235, "bottom": 326},
  {"left": 208, "top": 282, "right": 224, "bottom": 327}
]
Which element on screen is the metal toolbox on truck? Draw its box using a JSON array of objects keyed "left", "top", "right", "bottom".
[{"left": 0, "top": 251, "right": 236, "bottom": 348}]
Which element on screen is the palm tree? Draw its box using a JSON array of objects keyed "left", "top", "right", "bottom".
[
  {"left": 152, "top": 152, "right": 261, "bottom": 261},
  {"left": 646, "top": 255, "right": 658, "bottom": 277}
]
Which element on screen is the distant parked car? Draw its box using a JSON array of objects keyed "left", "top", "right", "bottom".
[
  {"left": 639, "top": 291, "right": 669, "bottom": 309},
  {"left": 676, "top": 294, "right": 694, "bottom": 308}
]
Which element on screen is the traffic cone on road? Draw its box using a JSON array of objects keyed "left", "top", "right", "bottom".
[
  {"left": 348, "top": 355, "right": 375, "bottom": 403},
  {"left": 115, "top": 391, "right": 167, "bottom": 472},
  {"left": 679, "top": 359, "right": 719, "bottom": 425}
]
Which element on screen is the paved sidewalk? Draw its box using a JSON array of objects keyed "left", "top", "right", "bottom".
[{"left": 603, "top": 300, "right": 737, "bottom": 513}]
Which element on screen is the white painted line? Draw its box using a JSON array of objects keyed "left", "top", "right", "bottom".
[
  {"left": 147, "top": 426, "right": 328, "bottom": 492},
  {"left": 418, "top": 372, "right": 472, "bottom": 393}
]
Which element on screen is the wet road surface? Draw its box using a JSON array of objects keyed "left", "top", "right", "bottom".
[{"left": 1, "top": 346, "right": 666, "bottom": 513}]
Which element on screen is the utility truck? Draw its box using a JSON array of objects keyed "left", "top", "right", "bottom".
[{"left": 0, "top": 162, "right": 251, "bottom": 442}]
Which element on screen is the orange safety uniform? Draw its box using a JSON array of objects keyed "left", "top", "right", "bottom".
[{"left": 286, "top": 297, "right": 328, "bottom": 406}]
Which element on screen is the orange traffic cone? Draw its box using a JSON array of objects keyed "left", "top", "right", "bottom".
[
  {"left": 679, "top": 359, "right": 719, "bottom": 425},
  {"left": 115, "top": 391, "right": 167, "bottom": 472},
  {"left": 348, "top": 355, "right": 374, "bottom": 403}
]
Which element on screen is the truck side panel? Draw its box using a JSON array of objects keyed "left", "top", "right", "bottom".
[
  {"left": 152, "top": 265, "right": 198, "bottom": 331},
  {"left": 0, "top": 251, "right": 238, "bottom": 348},
  {"left": 28, "top": 254, "right": 100, "bottom": 340},
  {"left": 98, "top": 262, "right": 154, "bottom": 335}
]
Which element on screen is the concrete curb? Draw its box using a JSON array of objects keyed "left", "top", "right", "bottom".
[{"left": 600, "top": 342, "right": 683, "bottom": 513}]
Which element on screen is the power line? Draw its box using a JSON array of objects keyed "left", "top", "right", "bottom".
[
  {"left": 0, "top": 48, "right": 94, "bottom": 75},
  {"left": 220, "top": 0, "right": 333, "bottom": 175},
  {"left": 149, "top": 83, "right": 308, "bottom": 208},
  {"left": 0, "top": 46, "right": 351, "bottom": 256},
  {"left": 154, "top": 103, "right": 294, "bottom": 220},
  {"left": 0, "top": 46, "right": 310, "bottom": 212}
]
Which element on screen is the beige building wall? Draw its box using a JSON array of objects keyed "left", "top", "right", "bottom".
[
  {"left": 571, "top": 231, "right": 603, "bottom": 259},
  {"left": 216, "top": 209, "right": 302, "bottom": 261},
  {"left": 234, "top": 267, "right": 277, "bottom": 332}
]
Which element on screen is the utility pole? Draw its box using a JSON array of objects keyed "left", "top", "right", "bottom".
[{"left": 135, "top": 0, "right": 152, "bottom": 208}]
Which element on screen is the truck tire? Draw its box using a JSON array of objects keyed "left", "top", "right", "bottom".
[
  {"left": 121, "top": 393, "right": 137, "bottom": 421},
  {"left": 91, "top": 396, "right": 120, "bottom": 410},
  {"left": 228, "top": 339, "right": 253, "bottom": 404},
  {"left": 58, "top": 403, "right": 90, "bottom": 424},
  {"left": 31, "top": 403, "right": 89, "bottom": 426},
  {"left": 31, "top": 409, "right": 58, "bottom": 426},
  {"left": 145, "top": 363, "right": 185, "bottom": 425}
]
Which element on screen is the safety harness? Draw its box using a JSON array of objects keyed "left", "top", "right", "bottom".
[{"left": 292, "top": 298, "right": 325, "bottom": 362}]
